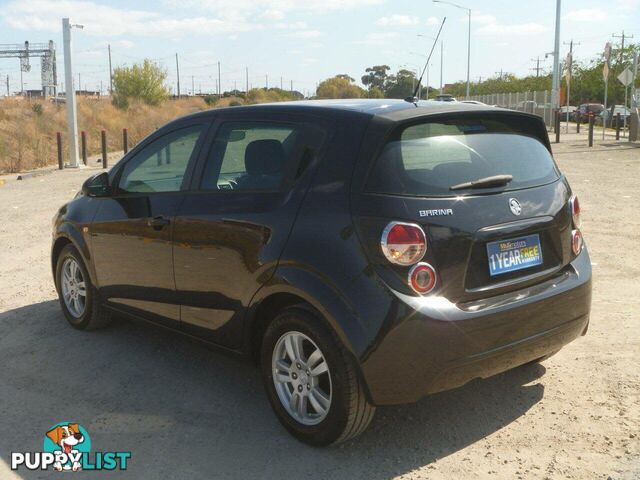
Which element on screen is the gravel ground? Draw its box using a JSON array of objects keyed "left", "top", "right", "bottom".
[{"left": 0, "top": 135, "right": 638, "bottom": 479}]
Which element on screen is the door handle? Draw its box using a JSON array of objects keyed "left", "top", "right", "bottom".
[{"left": 147, "top": 216, "right": 170, "bottom": 228}]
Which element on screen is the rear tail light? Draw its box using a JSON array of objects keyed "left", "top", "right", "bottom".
[
  {"left": 571, "top": 229, "right": 583, "bottom": 256},
  {"left": 408, "top": 262, "right": 437, "bottom": 294},
  {"left": 381, "top": 222, "right": 426, "bottom": 265},
  {"left": 570, "top": 195, "right": 581, "bottom": 228}
]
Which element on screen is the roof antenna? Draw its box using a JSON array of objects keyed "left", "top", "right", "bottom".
[{"left": 405, "top": 16, "right": 447, "bottom": 105}]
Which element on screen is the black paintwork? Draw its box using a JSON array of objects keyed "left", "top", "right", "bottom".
[{"left": 52, "top": 99, "right": 592, "bottom": 405}]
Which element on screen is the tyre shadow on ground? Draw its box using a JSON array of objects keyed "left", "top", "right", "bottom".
[{"left": 0, "top": 301, "right": 545, "bottom": 479}]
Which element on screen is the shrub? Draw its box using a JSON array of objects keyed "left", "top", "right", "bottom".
[
  {"left": 203, "top": 95, "right": 219, "bottom": 106},
  {"left": 229, "top": 100, "right": 242, "bottom": 107},
  {"left": 112, "top": 59, "right": 169, "bottom": 110},
  {"left": 31, "top": 103, "right": 44, "bottom": 115}
]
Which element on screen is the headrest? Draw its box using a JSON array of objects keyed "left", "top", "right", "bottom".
[{"left": 245, "top": 140, "right": 285, "bottom": 176}]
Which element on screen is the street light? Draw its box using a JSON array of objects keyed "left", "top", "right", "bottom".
[{"left": 433, "top": 0, "right": 471, "bottom": 99}]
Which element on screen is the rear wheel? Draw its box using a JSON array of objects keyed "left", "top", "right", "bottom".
[
  {"left": 55, "top": 244, "right": 111, "bottom": 330},
  {"left": 261, "top": 306, "right": 375, "bottom": 446}
]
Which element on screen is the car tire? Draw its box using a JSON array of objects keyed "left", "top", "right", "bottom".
[
  {"left": 55, "top": 244, "right": 111, "bottom": 331},
  {"left": 261, "top": 305, "right": 375, "bottom": 446}
]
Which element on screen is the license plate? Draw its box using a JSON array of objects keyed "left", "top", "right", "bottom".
[{"left": 487, "top": 234, "right": 543, "bottom": 276}]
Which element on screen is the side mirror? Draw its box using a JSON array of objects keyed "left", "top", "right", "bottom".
[{"left": 82, "top": 172, "right": 111, "bottom": 197}]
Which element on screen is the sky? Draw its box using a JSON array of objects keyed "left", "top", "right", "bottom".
[{"left": 0, "top": 0, "right": 638, "bottom": 96}]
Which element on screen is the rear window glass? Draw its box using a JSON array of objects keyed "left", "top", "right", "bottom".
[{"left": 367, "top": 118, "right": 559, "bottom": 197}]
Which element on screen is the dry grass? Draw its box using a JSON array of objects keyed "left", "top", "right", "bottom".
[{"left": 0, "top": 96, "right": 244, "bottom": 173}]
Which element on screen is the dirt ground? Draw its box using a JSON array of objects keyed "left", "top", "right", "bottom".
[{"left": 0, "top": 133, "right": 638, "bottom": 479}]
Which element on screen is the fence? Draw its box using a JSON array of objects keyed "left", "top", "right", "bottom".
[{"left": 467, "top": 90, "right": 554, "bottom": 127}]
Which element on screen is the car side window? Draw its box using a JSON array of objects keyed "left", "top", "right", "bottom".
[
  {"left": 201, "top": 122, "right": 299, "bottom": 191},
  {"left": 118, "top": 125, "right": 204, "bottom": 194}
]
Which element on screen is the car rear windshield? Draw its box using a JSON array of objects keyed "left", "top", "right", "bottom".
[{"left": 366, "top": 117, "right": 560, "bottom": 197}]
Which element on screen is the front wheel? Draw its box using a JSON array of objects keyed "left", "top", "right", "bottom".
[
  {"left": 261, "top": 306, "right": 375, "bottom": 446},
  {"left": 55, "top": 244, "right": 111, "bottom": 330}
]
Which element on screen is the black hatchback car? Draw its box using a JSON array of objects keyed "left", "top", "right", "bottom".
[{"left": 52, "top": 99, "right": 592, "bottom": 446}]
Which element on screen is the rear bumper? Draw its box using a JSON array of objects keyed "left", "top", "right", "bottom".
[{"left": 360, "top": 247, "right": 592, "bottom": 406}]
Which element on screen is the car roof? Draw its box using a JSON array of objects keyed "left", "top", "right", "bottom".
[{"left": 181, "top": 98, "right": 502, "bottom": 123}]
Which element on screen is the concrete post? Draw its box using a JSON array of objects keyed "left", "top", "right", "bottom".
[{"left": 62, "top": 18, "right": 80, "bottom": 168}]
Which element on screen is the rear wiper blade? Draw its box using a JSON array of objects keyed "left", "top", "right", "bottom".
[{"left": 449, "top": 174, "right": 513, "bottom": 191}]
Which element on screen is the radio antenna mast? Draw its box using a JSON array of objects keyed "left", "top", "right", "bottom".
[{"left": 407, "top": 16, "right": 447, "bottom": 104}]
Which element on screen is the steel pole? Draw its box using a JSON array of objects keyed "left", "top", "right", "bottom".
[
  {"left": 551, "top": 0, "right": 562, "bottom": 109},
  {"left": 62, "top": 18, "right": 79, "bottom": 168},
  {"left": 465, "top": 8, "right": 471, "bottom": 99},
  {"left": 439, "top": 41, "right": 443, "bottom": 94}
]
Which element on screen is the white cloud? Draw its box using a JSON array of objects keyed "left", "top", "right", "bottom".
[
  {"left": 95, "top": 39, "right": 135, "bottom": 49},
  {"left": 616, "top": 0, "right": 639, "bottom": 10},
  {"left": 275, "top": 21, "right": 308, "bottom": 29},
  {"left": 472, "top": 14, "right": 497, "bottom": 25},
  {"left": 286, "top": 30, "right": 324, "bottom": 38},
  {"left": 477, "top": 22, "right": 547, "bottom": 36},
  {"left": 261, "top": 9, "right": 285, "bottom": 20},
  {"left": 354, "top": 32, "right": 398, "bottom": 45},
  {"left": 2, "top": 0, "right": 256, "bottom": 36},
  {"left": 375, "top": 14, "right": 419, "bottom": 26},
  {"left": 564, "top": 8, "right": 608, "bottom": 22},
  {"left": 426, "top": 16, "right": 439, "bottom": 26},
  {"left": 2, "top": 0, "right": 385, "bottom": 37}
]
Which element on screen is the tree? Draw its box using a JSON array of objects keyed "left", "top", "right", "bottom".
[
  {"left": 112, "top": 59, "right": 169, "bottom": 109},
  {"left": 336, "top": 74, "right": 355, "bottom": 82},
  {"left": 361, "top": 65, "right": 390, "bottom": 92},
  {"left": 385, "top": 69, "right": 417, "bottom": 99},
  {"left": 367, "top": 86, "right": 385, "bottom": 98},
  {"left": 316, "top": 76, "right": 366, "bottom": 99}
]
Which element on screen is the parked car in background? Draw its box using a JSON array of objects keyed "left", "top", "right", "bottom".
[
  {"left": 433, "top": 94, "right": 456, "bottom": 102},
  {"left": 559, "top": 106, "right": 577, "bottom": 116},
  {"left": 598, "top": 105, "right": 631, "bottom": 127},
  {"left": 460, "top": 100, "right": 486, "bottom": 105},
  {"left": 573, "top": 103, "right": 604, "bottom": 123},
  {"left": 51, "top": 99, "right": 591, "bottom": 446}
]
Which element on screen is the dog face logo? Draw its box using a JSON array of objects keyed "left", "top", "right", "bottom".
[{"left": 44, "top": 423, "right": 91, "bottom": 472}]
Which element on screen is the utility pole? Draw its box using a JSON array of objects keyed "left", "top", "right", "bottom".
[
  {"left": 20, "top": 68, "right": 23, "bottom": 95},
  {"left": 563, "top": 40, "right": 579, "bottom": 131},
  {"left": 290, "top": 79, "right": 293, "bottom": 92},
  {"left": 280, "top": 76, "right": 283, "bottom": 90},
  {"left": 246, "top": 67, "right": 249, "bottom": 93},
  {"left": 495, "top": 69, "right": 504, "bottom": 80},
  {"left": 530, "top": 56, "right": 543, "bottom": 77},
  {"left": 439, "top": 41, "right": 443, "bottom": 94},
  {"left": 612, "top": 31, "right": 634, "bottom": 62},
  {"left": 108, "top": 44, "right": 112, "bottom": 94},
  {"left": 5, "top": 75, "right": 9, "bottom": 96},
  {"left": 78, "top": 72, "right": 81, "bottom": 92},
  {"left": 62, "top": 18, "right": 81, "bottom": 168},
  {"left": 191, "top": 75, "right": 194, "bottom": 96},
  {"left": 217, "top": 61, "right": 221, "bottom": 96},
  {"left": 266, "top": 74, "right": 268, "bottom": 89},
  {"left": 551, "top": 0, "right": 562, "bottom": 110},
  {"left": 175, "top": 53, "right": 180, "bottom": 97}
]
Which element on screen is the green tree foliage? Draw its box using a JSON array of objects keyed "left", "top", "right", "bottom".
[
  {"left": 361, "top": 65, "right": 390, "bottom": 91},
  {"left": 385, "top": 69, "right": 418, "bottom": 99},
  {"left": 203, "top": 95, "right": 219, "bottom": 106},
  {"left": 245, "top": 88, "right": 302, "bottom": 104},
  {"left": 568, "top": 44, "right": 639, "bottom": 105},
  {"left": 443, "top": 43, "right": 639, "bottom": 106},
  {"left": 367, "top": 86, "right": 385, "bottom": 98},
  {"left": 112, "top": 59, "right": 169, "bottom": 109},
  {"left": 316, "top": 76, "right": 367, "bottom": 99}
]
